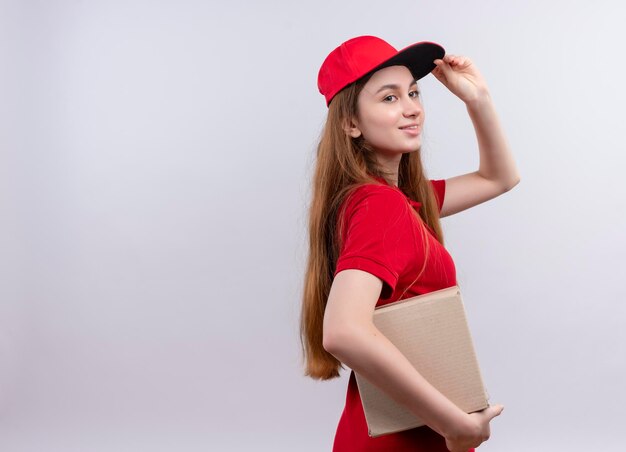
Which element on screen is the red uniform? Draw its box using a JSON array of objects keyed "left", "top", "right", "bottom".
[{"left": 332, "top": 176, "right": 474, "bottom": 452}]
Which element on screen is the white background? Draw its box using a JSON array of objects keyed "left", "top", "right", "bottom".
[{"left": 1, "top": 1, "right": 625, "bottom": 451}]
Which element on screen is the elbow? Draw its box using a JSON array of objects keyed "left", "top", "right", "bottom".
[
  {"left": 502, "top": 174, "right": 521, "bottom": 193},
  {"left": 322, "top": 328, "right": 347, "bottom": 357},
  {"left": 323, "top": 324, "right": 363, "bottom": 360}
]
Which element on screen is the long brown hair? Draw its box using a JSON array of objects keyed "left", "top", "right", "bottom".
[{"left": 300, "top": 74, "right": 445, "bottom": 380}]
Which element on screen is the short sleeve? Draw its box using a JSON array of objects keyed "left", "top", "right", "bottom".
[
  {"left": 430, "top": 179, "right": 446, "bottom": 212},
  {"left": 334, "top": 186, "right": 416, "bottom": 300}
]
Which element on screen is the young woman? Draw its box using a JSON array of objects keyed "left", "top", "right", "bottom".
[{"left": 300, "top": 36, "right": 520, "bottom": 451}]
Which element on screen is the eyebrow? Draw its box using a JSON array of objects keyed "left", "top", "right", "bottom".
[{"left": 375, "top": 81, "right": 418, "bottom": 94}]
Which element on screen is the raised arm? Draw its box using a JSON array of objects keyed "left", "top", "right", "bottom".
[
  {"left": 323, "top": 269, "right": 503, "bottom": 450},
  {"left": 432, "top": 54, "right": 521, "bottom": 218}
]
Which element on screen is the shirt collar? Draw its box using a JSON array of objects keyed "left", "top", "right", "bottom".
[{"left": 371, "top": 175, "right": 422, "bottom": 211}]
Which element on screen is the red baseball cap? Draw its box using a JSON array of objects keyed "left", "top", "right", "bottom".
[{"left": 317, "top": 35, "right": 445, "bottom": 107}]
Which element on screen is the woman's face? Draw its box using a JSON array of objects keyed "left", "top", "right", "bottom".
[{"left": 348, "top": 65, "right": 423, "bottom": 157}]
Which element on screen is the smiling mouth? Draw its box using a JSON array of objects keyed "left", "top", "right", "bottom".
[{"left": 400, "top": 125, "right": 421, "bottom": 134}]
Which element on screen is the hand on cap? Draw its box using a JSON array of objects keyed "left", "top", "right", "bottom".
[{"left": 432, "top": 54, "right": 490, "bottom": 104}]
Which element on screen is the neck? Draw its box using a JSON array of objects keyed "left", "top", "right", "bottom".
[{"left": 374, "top": 151, "right": 402, "bottom": 187}]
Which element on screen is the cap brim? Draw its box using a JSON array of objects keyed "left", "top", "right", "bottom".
[{"left": 368, "top": 41, "right": 445, "bottom": 81}]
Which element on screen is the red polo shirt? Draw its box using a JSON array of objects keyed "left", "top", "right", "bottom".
[{"left": 332, "top": 177, "right": 474, "bottom": 452}]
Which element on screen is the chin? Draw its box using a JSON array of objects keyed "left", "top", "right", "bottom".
[
  {"left": 398, "top": 140, "right": 421, "bottom": 153},
  {"left": 371, "top": 142, "right": 421, "bottom": 157}
]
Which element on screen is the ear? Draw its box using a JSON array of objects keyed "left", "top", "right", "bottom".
[{"left": 342, "top": 117, "right": 362, "bottom": 138}]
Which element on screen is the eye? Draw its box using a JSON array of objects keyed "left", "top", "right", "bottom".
[
  {"left": 383, "top": 94, "right": 397, "bottom": 102},
  {"left": 409, "top": 90, "right": 420, "bottom": 98}
]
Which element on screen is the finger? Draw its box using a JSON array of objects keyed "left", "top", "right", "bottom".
[
  {"left": 444, "top": 54, "right": 459, "bottom": 65},
  {"left": 434, "top": 59, "right": 454, "bottom": 77},
  {"left": 444, "top": 54, "right": 470, "bottom": 67},
  {"left": 485, "top": 404, "right": 504, "bottom": 420},
  {"left": 431, "top": 62, "right": 446, "bottom": 80},
  {"left": 457, "top": 57, "right": 470, "bottom": 67}
]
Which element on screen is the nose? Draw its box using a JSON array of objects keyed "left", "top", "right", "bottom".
[{"left": 402, "top": 94, "right": 422, "bottom": 119}]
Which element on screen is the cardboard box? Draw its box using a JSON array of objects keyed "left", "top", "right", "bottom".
[{"left": 354, "top": 285, "right": 490, "bottom": 437}]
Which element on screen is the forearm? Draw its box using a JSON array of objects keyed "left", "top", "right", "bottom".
[
  {"left": 327, "top": 324, "right": 474, "bottom": 440},
  {"left": 466, "top": 92, "right": 520, "bottom": 190}
]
